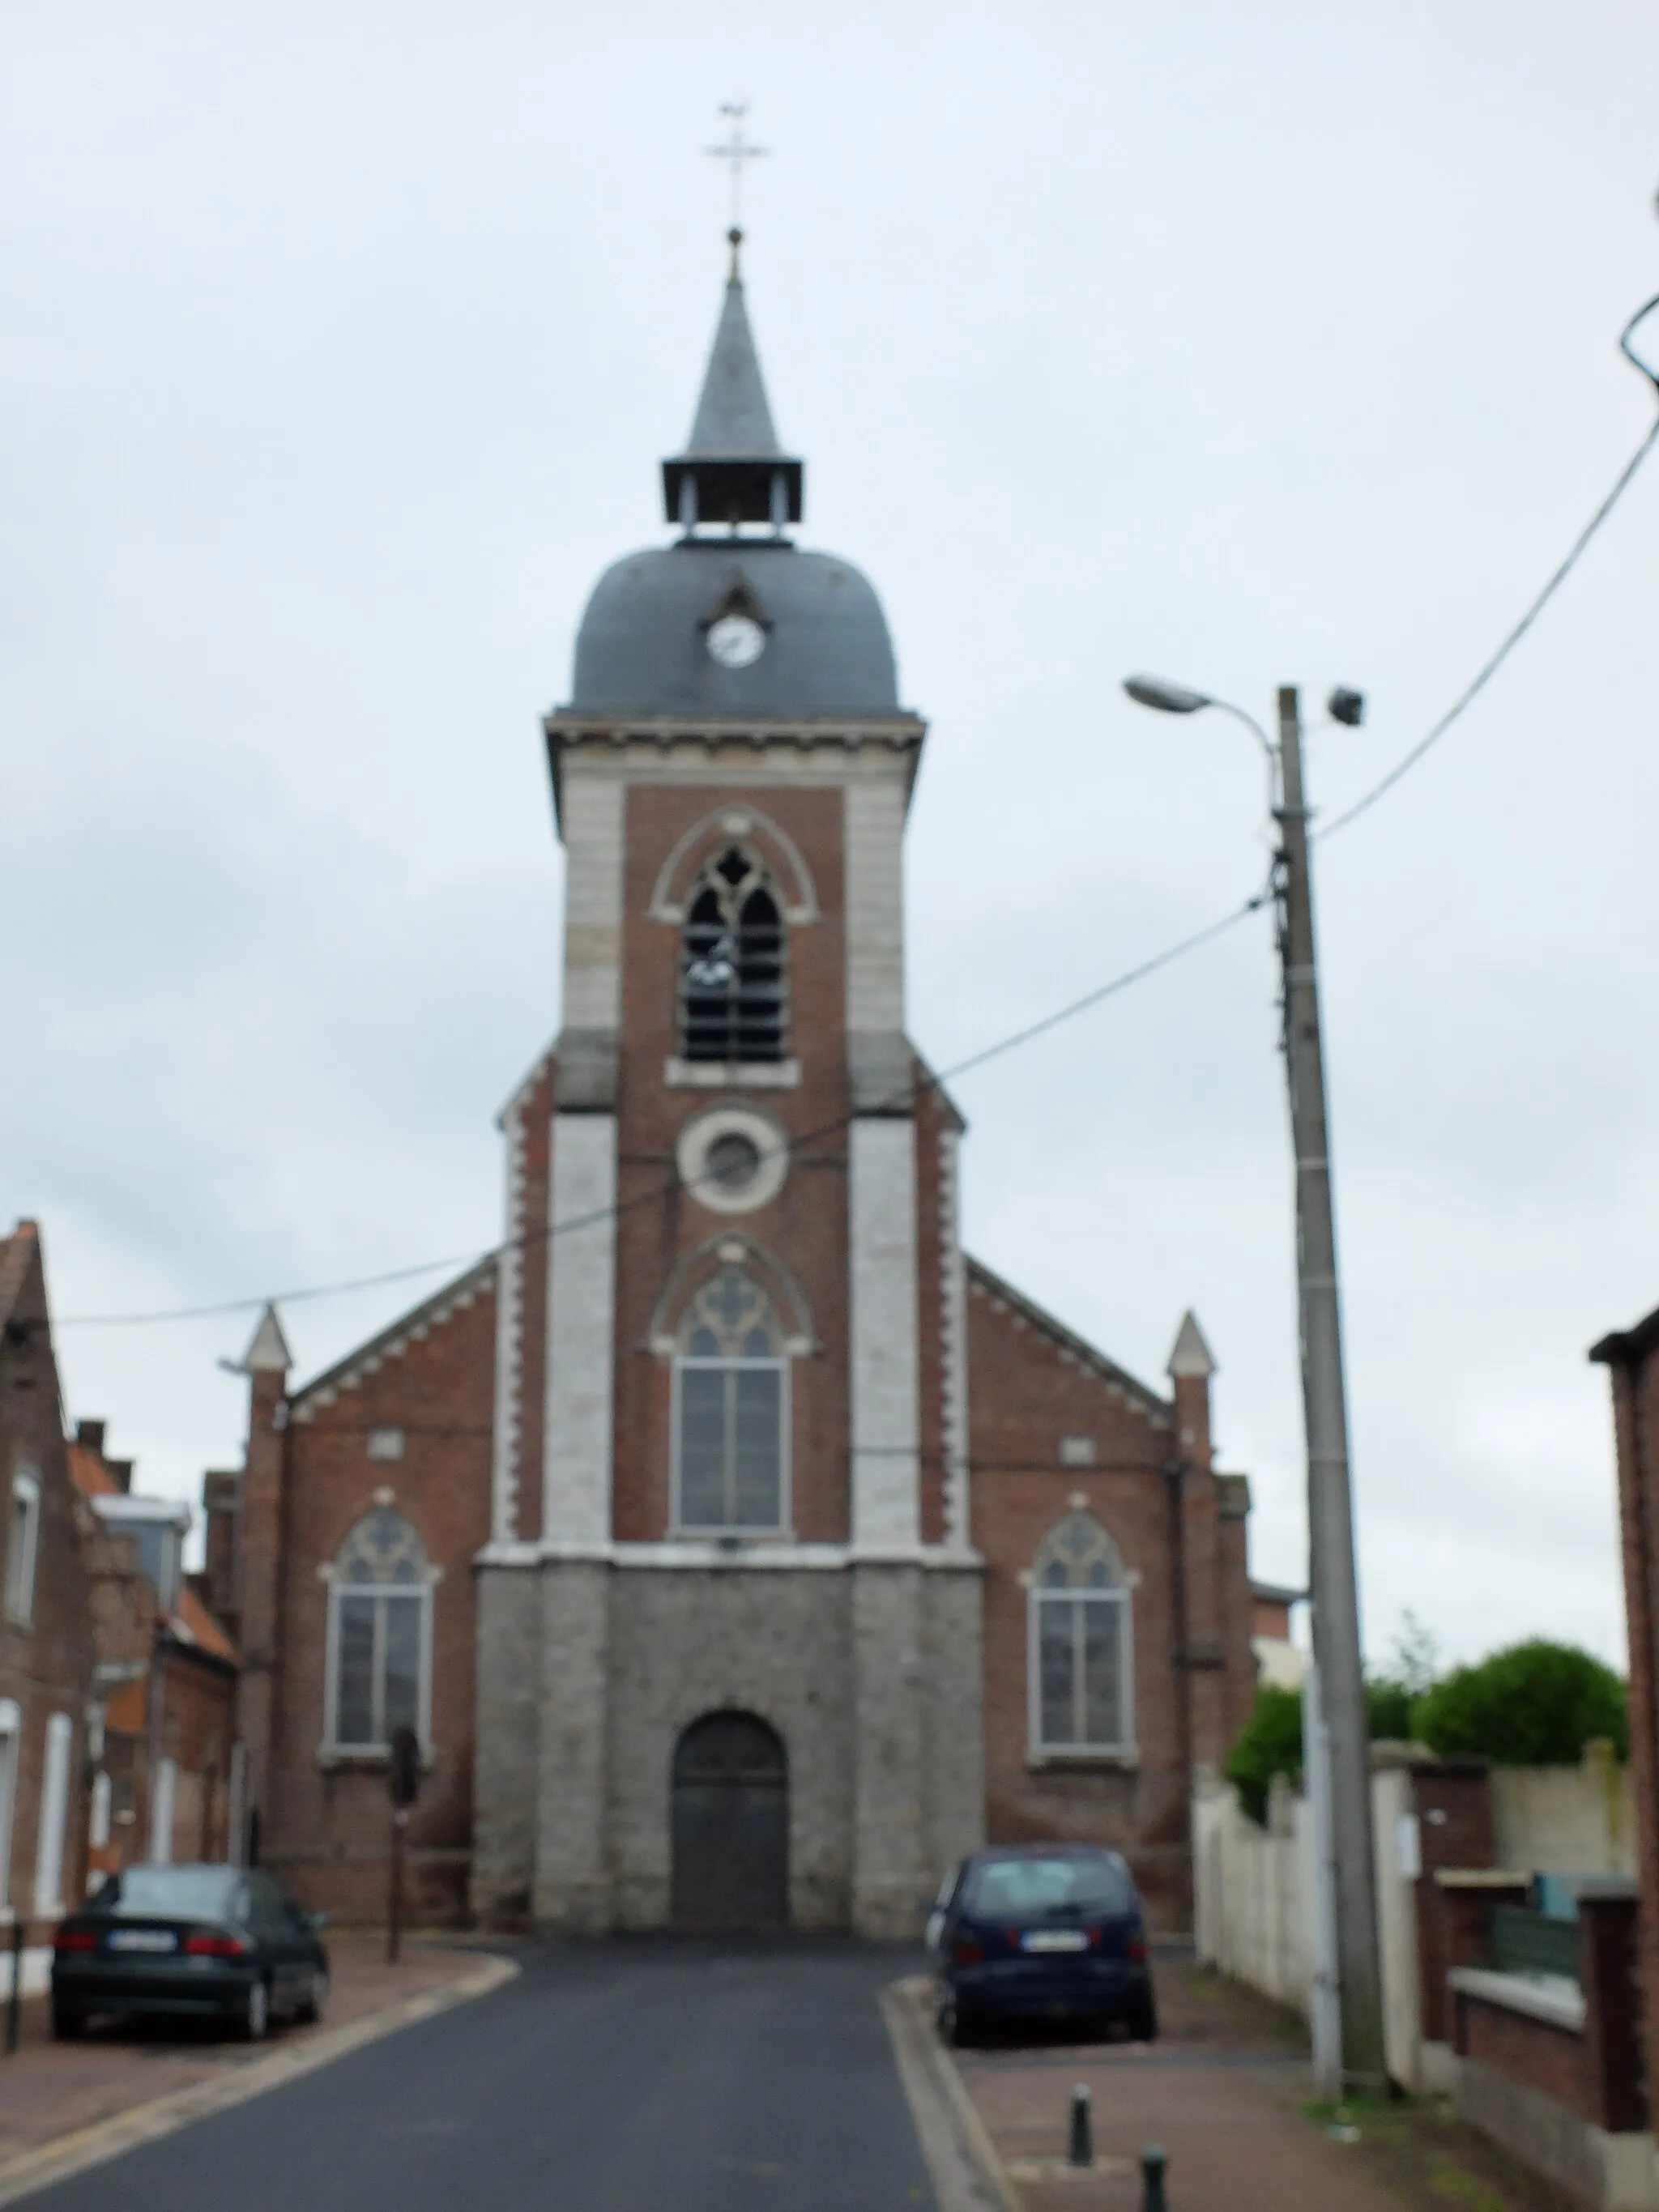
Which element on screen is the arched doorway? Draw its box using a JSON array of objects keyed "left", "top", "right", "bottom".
[{"left": 671, "top": 1711, "right": 788, "bottom": 1930}]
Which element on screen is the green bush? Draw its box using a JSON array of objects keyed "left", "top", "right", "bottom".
[
  {"left": 1413, "top": 1639, "right": 1627, "bottom": 1765},
  {"left": 1224, "top": 1669, "right": 1453, "bottom": 1827},
  {"left": 1365, "top": 1675, "right": 1416, "bottom": 1741},
  {"left": 1225, "top": 1685, "right": 1304, "bottom": 1825}
]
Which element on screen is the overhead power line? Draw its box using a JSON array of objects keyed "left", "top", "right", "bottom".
[
  {"left": 53, "top": 297, "right": 1659, "bottom": 1336},
  {"left": 1320, "top": 292, "right": 1659, "bottom": 842},
  {"left": 56, "top": 885, "right": 1271, "bottom": 1332}
]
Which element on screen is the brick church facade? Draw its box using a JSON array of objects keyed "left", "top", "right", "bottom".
[{"left": 215, "top": 238, "right": 1257, "bottom": 1937}]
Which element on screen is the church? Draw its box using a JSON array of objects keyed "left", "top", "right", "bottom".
[{"left": 211, "top": 236, "right": 1259, "bottom": 1939}]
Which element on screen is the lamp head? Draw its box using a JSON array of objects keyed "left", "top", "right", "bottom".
[
  {"left": 1122, "top": 675, "right": 1212, "bottom": 715},
  {"left": 1327, "top": 686, "right": 1365, "bottom": 727}
]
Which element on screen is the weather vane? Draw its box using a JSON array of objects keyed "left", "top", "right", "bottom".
[{"left": 705, "top": 100, "right": 769, "bottom": 233}]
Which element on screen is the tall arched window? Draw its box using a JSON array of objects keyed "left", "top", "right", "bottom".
[
  {"left": 680, "top": 846, "right": 786, "bottom": 1063},
  {"left": 1028, "top": 1512, "right": 1133, "bottom": 1754},
  {"left": 326, "top": 1507, "right": 433, "bottom": 1754},
  {"left": 674, "top": 1268, "right": 788, "bottom": 1532}
]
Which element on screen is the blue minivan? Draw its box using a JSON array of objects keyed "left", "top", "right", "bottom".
[{"left": 929, "top": 1843, "right": 1157, "bottom": 2046}]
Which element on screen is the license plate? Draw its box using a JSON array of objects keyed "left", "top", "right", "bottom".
[
  {"left": 1021, "top": 1929, "right": 1088, "bottom": 1953},
  {"left": 107, "top": 1930, "right": 177, "bottom": 1953}
]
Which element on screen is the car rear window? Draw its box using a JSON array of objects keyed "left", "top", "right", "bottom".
[
  {"left": 961, "top": 1853, "right": 1132, "bottom": 1920},
  {"left": 94, "top": 1867, "right": 238, "bottom": 1921}
]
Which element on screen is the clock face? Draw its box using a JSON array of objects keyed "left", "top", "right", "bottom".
[{"left": 706, "top": 613, "right": 766, "bottom": 670}]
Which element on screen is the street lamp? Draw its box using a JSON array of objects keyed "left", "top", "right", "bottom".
[{"left": 1123, "top": 674, "right": 1386, "bottom": 2096}]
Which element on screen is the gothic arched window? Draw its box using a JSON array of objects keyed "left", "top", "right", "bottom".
[
  {"left": 680, "top": 846, "right": 786, "bottom": 1064},
  {"left": 673, "top": 1268, "right": 788, "bottom": 1532},
  {"left": 1028, "top": 1512, "right": 1132, "bottom": 1754},
  {"left": 326, "top": 1507, "right": 432, "bottom": 1754}
]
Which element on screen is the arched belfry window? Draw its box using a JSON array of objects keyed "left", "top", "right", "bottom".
[
  {"left": 326, "top": 1507, "right": 433, "bottom": 1754},
  {"left": 680, "top": 846, "right": 786, "bottom": 1064},
  {"left": 673, "top": 1268, "right": 788, "bottom": 1532},
  {"left": 1028, "top": 1512, "right": 1133, "bottom": 1754}
]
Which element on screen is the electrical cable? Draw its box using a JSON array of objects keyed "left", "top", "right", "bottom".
[
  {"left": 55, "top": 885, "right": 1272, "bottom": 1332},
  {"left": 1320, "top": 294, "right": 1659, "bottom": 842},
  {"left": 53, "top": 299, "right": 1659, "bottom": 1332}
]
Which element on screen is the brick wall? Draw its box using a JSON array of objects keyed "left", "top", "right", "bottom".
[
  {"left": 262, "top": 1268, "right": 496, "bottom": 1922},
  {"left": 1590, "top": 1313, "right": 1659, "bottom": 2137},
  {"left": 966, "top": 1268, "right": 1252, "bottom": 1929},
  {"left": 0, "top": 1225, "right": 96, "bottom": 1924}
]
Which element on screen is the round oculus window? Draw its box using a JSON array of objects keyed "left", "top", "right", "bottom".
[
  {"left": 676, "top": 1106, "right": 788, "bottom": 1215},
  {"left": 706, "top": 613, "right": 766, "bottom": 669},
  {"left": 704, "top": 1132, "right": 762, "bottom": 1191}
]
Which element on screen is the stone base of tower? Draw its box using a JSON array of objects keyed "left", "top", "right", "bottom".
[{"left": 470, "top": 1554, "right": 983, "bottom": 1938}]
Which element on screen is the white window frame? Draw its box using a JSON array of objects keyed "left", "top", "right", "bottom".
[
  {"left": 670, "top": 1353, "right": 791, "bottom": 1536},
  {"left": 88, "top": 1770, "right": 112, "bottom": 1853},
  {"left": 148, "top": 1754, "right": 177, "bottom": 1864},
  {"left": 33, "top": 1711, "right": 73, "bottom": 1918},
  {"left": 322, "top": 1575, "right": 433, "bottom": 1758},
  {"left": 0, "top": 1701, "right": 18, "bottom": 1920},
  {"left": 6, "top": 1471, "right": 40, "bottom": 1628},
  {"left": 1026, "top": 1584, "right": 1136, "bottom": 1758}
]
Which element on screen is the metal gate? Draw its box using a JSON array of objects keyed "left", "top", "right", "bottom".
[{"left": 670, "top": 1711, "right": 788, "bottom": 1931}]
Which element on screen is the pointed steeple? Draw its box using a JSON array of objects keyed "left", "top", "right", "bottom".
[
  {"left": 241, "top": 1302, "right": 292, "bottom": 1376},
  {"left": 663, "top": 231, "right": 804, "bottom": 533},
  {"left": 1166, "top": 1310, "right": 1217, "bottom": 1380}
]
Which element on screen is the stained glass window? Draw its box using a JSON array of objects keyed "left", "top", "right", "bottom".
[
  {"left": 674, "top": 1269, "right": 787, "bottom": 1532},
  {"left": 1029, "top": 1513, "right": 1132, "bottom": 1752},
  {"left": 329, "top": 1508, "right": 430, "bottom": 1751}
]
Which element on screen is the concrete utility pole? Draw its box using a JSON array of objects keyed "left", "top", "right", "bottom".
[
  {"left": 1120, "top": 671, "right": 1387, "bottom": 2092},
  {"left": 1273, "top": 684, "right": 1386, "bottom": 2091}
]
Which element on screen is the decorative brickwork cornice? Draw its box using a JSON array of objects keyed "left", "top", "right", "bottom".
[
  {"left": 290, "top": 1257, "right": 497, "bottom": 1421},
  {"left": 965, "top": 1255, "right": 1171, "bottom": 1428}
]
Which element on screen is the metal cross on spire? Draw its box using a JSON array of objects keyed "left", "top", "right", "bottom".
[{"left": 705, "top": 100, "right": 769, "bottom": 237}]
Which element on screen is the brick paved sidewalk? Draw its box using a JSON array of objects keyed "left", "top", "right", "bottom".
[
  {"left": 0, "top": 1933, "right": 501, "bottom": 2167},
  {"left": 949, "top": 1951, "right": 1572, "bottom": 2212}
]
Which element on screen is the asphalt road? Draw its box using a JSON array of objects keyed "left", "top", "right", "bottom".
[{"left": 23, "top": 1940, "right": 937, "bottom": 2212}]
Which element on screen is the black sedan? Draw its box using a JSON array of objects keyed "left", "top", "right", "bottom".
[
  {"left": 51, "top": 1863, "right": 329, "bottom": 2041},
  {"left": 929, "top": 1843, "right": 1158, "bottom": 2045}
]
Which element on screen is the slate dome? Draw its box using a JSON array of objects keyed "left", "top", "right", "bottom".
[
  {"left": 562, "top": 235, "right": 902, "bottom": 721},
  {"left": 570, "top": 540, "right": 898, "bottom": 717}
]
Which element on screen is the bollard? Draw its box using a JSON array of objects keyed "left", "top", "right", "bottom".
[
  {"left": 1068, "top": 2083, "right": 1093, "bottom": 2168},
  {"left": 1141, "top": 2144, "right": 1168, "bottom": 2212}
]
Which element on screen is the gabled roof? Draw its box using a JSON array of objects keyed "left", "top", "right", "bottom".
[
  {"left": 69, "top": 1438, "right": 240, "bottom": 1665},
  {"left": 171, "top": 1587, "right": 237, "bottom": 1665},
  {"left": 290, "top": 1255, "right": 497, "bottom": 1421},
  {"left": 965, "top": 1255, "right": 1170, "bottom": 1424}
]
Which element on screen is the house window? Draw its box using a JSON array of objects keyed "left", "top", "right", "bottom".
[
  {"left": 6, "top": 1470, "right": 39, "bottom": 1626},
  {"left": 1028, "top": 1511, "right": 1133, "bottom": 1754},
  {"left": 679, "top": 846, "right": 786, "bottom": 1063},
  {"left": 673, "top": 1268, "right": 788, "bottom": 1532},
  {"left": 326, "top": 1507, "right": 432, "bottom": 1754}
]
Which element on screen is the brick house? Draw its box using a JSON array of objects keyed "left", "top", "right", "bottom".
[
  {"left": 215, "top": 238, "right": 1258, "bottom": 1935},
  {"left": 68, "top": 1426, "right": 240, "bottom": 1883},
  {"left": 1589, "top": 1302, "right": 1659, "bottom": 2137},
  {"left": 0, "top": 1223, "right": 96, "bottom": 1929}
]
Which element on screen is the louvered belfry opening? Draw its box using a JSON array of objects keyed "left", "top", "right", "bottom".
[{"left": 680, "top": 846, "right": 786, "bottom": 1063}]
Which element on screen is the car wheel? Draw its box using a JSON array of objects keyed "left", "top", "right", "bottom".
[
  {"left": 1126, "top": 1991, "right": 1158, "bottom": 2044},
  {"left": 240, "top": 1979, "right": 271, "bottom": 2042},
  {"left": 941, "top": 2002, "right": 979, "bottom": 2050},
  {"left": 296, "top": 1970, "right": 328, "bottom": 2025},
  {"left": 50, "top": 2004, "right": 84, "bottom": 2042}
]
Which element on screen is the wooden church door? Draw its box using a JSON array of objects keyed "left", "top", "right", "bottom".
[{"left": 671, "top": 1711, "right": 788, "bottom": 1931}]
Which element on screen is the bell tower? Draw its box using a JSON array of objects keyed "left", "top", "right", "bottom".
[{"left": 471, "top": 234, "right": 984, "bottom": 1936}]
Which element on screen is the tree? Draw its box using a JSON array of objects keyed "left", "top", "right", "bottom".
[{"left": 1413, "top": 1639, "right": 1627, "bottom": 1765}]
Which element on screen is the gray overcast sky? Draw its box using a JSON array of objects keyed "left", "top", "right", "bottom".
[{"left": 5, "top": 2, "right": 1656, "bottom": 1671}]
